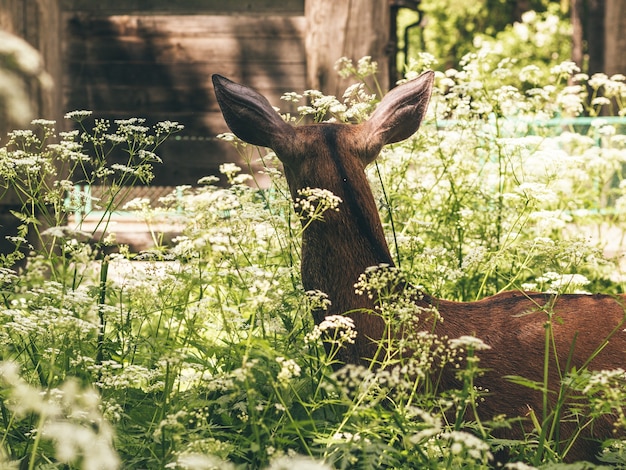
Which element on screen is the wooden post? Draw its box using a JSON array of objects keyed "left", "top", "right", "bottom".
[
  {"left": 604, "top": 0, "right": 626, "bottom": 77},
  {"left": 570, "top": 0, "right": 584, "bottom": 71},
  {"left": 305, "top": 0, "right": 390, "bottom": 97},
  {"left": 0, "top": 0, "right": 62, "bottom": 130},
  {"left": 586, "top": 0, "right": 606, "bottom": 75},
  {"left": 0, "top": 0, "right": 63, "bottom": 260}
]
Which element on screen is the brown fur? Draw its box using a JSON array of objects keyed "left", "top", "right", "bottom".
[{"left": 212, "top": 72, "right": 626, "bottom": 462}]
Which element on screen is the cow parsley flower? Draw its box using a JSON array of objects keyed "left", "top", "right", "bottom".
[
  {"left": 550, "top": 61, "right": 580, "bottom": 77},
  {"left": 305, "top": 315, "right": 357, "bottom": 345},
  {"left": 64, "top": 110, "right": 92, "bottom": 121},
  {"left": 276, "top": 356, "right": 301, "bottom": 385},
  {"left": 294, "top": 187, "right": 342, "bottom": 220},
  {"left": 449, "top": 336, "right": 492, "bottom": 351}
]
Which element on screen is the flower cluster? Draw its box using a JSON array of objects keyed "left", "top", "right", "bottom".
[
  {"left": 305, "top": 314, "right": 357, "bottom": 345},
  {"left": 294, "top": 187, "right": 342, "bottom": 221},
  {"left": 281, "top": 58, "right": 379, "bottom": 123},
  {"left": 579, "top": 368, "right": 626, "bottom": 431},
  {"left": 276, "top": 356, "right": 301, "bottom": 385},
  {"left": 0, "top": 362, "right": 119, "bottom": 469},
  {"left": 354, "top": 263, "right": 405, "bottom": 299},
  {"left": 531, "top": 271, "right": 591, "bottom": 294},
  {"left": 448, "top": 336, "right": 492, "bottom": 352}
]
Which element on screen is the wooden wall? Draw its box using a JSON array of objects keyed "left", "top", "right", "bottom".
[
  {"left": 2, "top": 0, "right": 394, "bottom": 188},
  {"left": 61, "top": 0, "right": 306, "bottom": 186},
  {"left": 0, "top": 0, "right": 63, "bottom": 131}
]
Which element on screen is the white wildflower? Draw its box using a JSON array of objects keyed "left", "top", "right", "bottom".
[
  {"left": 276, "top": 356, "right": 301, "bottom": 385},
  {"left": 441, "top": 430, "right": 493, "bottom": 461},
  {"left": 356, "top": 56, "right": 377, "bottom": 76},
  {"left": 550, "top": 61, "right": 580, "bottom": 77},
  {"left": 172, "top": 453, "right": 234, "bottom": 470},
  {"left": 294, "top": 187, "right": 342, "bottom": 220},
  {"left": 305, "top": 290, "right": 332, "bottom": 311},
  {"left": 591, "top": 96, "right": 611, "bottom": 107},
  {"left": 305, "top": 315, "right": 357, "bottom": 345},
  {"left": 64, "top": 110, "right": 92, "bottom": 121},
  {"left": 219, "top": 162, "right": 241, "bottom": 178},
  {"left": 31, "top": 118, "right": 55, "bottom": 127},
  {"left": 154, "top": 120, "right": 183, "bottom": 134},
  {"left": 268, "top": 455, "right": 332, "bottom": 470},
  {"left": 281, "top": 91, "right": 303, "bottom": 103},
  {"left": 588, "top": 73, "right": 609, "bottom": 89},
  {"left": 217, "top": 132, "right": 237, "bottom": 142},
  {"left": 449, "top": 336, "right": 492, "bottom": 351}
]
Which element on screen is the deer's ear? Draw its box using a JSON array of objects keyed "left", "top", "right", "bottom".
[
  {"left": 212, "top": 74, "right": 294, "bottom": 149},
  {"left": 365, "top": 70, "right": 434, "bottom": 146}
]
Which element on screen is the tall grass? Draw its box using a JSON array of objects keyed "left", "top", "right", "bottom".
[{"left": 0, "top": 52, "right": 625, "bottom": 469}]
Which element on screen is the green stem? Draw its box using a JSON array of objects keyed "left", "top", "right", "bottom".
[{"left": 96, "top": 256, "right": 109, "bottom": 366}]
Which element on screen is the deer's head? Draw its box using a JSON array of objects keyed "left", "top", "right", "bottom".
[{"left": 211, "top": 72, "right": 434, "bottom": 200}]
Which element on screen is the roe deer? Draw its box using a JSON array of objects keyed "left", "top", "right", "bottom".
[{"left": 212, "top": 72, "right": 626, "bottom": 462}]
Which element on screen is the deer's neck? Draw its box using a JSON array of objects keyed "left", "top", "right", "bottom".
[{"left": 295, "top": 127, "right": 394, "bottom": 320}]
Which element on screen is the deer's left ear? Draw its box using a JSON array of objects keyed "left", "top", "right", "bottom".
[
  {"left": 212, "top": 74, "right": 295, "bottom": 149},
  {"left": 364, "top": 71, "right": 434, "bottom": 146}
]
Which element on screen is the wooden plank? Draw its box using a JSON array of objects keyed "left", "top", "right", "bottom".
[
  {"left": 64, "top": 14, "right": 306, "bottom": 38},
  {"left": 59, "top": 3, "right": 306, "bottom": 189},
  {"left": 63, "top": 62, "right": 304, "bottom": 92},
  {"left": 65, "top": 85, "right": 212, "bottom": 112},
  {"left": 65, "top": 61, "right": 306, "bottom": 88},
  {"left": 61, "top": 0, "right": 304, "bottom": 15},
  {"left": 64, "top": 83, "right": 303, "bottom": 112},
  {"left": 151, "top": 138, "right": 274, "bottom": 187},
  {"left": 65, "top": 36, "right": 306, "bottom": 64}
]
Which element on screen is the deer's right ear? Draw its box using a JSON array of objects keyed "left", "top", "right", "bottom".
[
  {"left": 364, "top": 70, "right": 434, "bottom": 147},
  {"left": 212, "top": 75, "right": 294, "bottom": 149}
]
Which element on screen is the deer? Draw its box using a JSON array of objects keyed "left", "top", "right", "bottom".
[{"left": 212, "top": 71, "right": 626, "bottom": 462}]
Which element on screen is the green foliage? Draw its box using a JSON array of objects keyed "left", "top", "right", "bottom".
[
  {"left": 387, "top": 56, "right": 626, "bottom": 300},
  {"left": 471, "top": 5, "right": 573, "bottom": 91},
  {"left": 0, "top": 53, "right": 625, "bottom": 469},
  {"left": 400, "top": 1, "right": 569, "bottom": 76}
]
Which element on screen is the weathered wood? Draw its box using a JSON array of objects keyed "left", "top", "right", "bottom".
[
  {"left": 65, "top": 62, "right": 305, "bottom": 88},
  {"left": 61, "top": 0, "right": 304, "bottom": 15},
  {"left": 604, "top": 0, "right": 626, "bottom": 77},
  {"left": 63, "top": 9, "right": 306, "bottom": 186},
  {"left": 66, "top": 36, "right": 305, "bottom": 64},
  {"left": 0, "top": 0, "right": 62, "bottom": 128},
  {"left": 305, "top": 0, "right": 390, "bottom": 96},
  {"left": 586, "top": 0, "right": 605, "bottom": 75},
  {"left": 0, "top": 0, "right": 63, "bottom": 208},
  {"left": 65, "top": 85, "right": 300, "bottom": 113},
  {"left": 570, "top": 0, "right": 584, "bottom": 71},
  {"left": 63, "top": 14, "right": 306, "bottom": 38},
  {"left": 151, "top": 139, "right": 247, "bottom": 184}
]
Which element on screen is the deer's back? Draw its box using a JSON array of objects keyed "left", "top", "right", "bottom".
[
  {"left": 432, "top": 290, "right": 626, "bottom": 460},
  {"left": 434, "top": 290, "right": 626, "bottom": 371}
]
